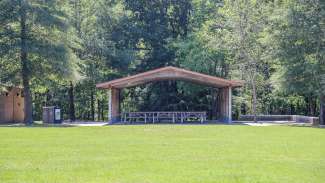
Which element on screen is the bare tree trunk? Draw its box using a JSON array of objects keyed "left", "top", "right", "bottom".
[
  {"left": 20, "top": 0, "right": 33, "bottom": 125},
  {"left": 313, "top": 99, "right": 317, "bottom": 116},
  {"left": 97, "top": 99, "right": 101, "bottom": 121},
  {"left": 101, "top": 100, "right": 104, "bottom": 121},
  {"left": 251, "top": 76, "right": 257, "bottom": 123},
  {"left": 309, "top": 97, "right": 314, "bottom": 116},
  {"left": 68, "top": 81, "right": 75, "bottom": 122},
  {"left": 90, "top": 88, "right": 95, "bottom": 121},
  {"left": 45, "top": 90, "right": 50, "bottom": 106},
  {"left": 320, "top": 94, "right": 325, "bottom": 125}
]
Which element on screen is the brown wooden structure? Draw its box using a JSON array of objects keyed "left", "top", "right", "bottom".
[
  {"left": 0, "top": 86, "right": 25, "bottom": 123},
  {"left": 96, "top": 66, "right": 243, "bottom": 124}
]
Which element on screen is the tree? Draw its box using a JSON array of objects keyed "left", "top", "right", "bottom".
[
  {"left": 121, "top": 0, "right": 192, "bottom": 112},
  {"left": 217, "top": 0, "right": 269, "bottom": 122},
  {"left": 270, "top": 0, "right": 325, "bottom": 124},
  {"left": 0, "top": 0, "right": 75, "bottom": 124},
  {"left": 68, "top": 81, "right": 76, "bottom": 121},
  {"left": 1, "top": 0, "right": 323, "bottom": 124},
  {"left": 173, "top": 18, "right": 231, "bottom": 118}
]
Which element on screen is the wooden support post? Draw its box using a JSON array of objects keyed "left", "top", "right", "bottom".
[
  {"left": 219, "top": 87, "right": 232, "bottom": 123},
  {"left": 108, "top": 88, "right": 120, "bottom": 124}
]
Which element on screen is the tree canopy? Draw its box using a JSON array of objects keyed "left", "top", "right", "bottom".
[{"left": 0, "top": 0, "right": 324, "bottom": 124}]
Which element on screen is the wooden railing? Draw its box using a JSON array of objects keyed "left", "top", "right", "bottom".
[{"left": 121, "top": 112, "right": 207, "bottom": 124}]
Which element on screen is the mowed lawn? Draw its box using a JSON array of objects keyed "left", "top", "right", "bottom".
[{"left": 0, "top": 125, "right": 324, "bottom": 183}]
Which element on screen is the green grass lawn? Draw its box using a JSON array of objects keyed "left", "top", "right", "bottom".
[{"left": 0, "top": 125, "right": 324, "bottom": 183}]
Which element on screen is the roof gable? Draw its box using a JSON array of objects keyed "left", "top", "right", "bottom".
[{"left": 96, "top": 66, "right": 244, "bottom": 89}]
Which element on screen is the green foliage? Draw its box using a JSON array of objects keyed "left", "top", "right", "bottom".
[
  {"left": 0, "top": 0, "right": 75, "bottom": 82},
  {"left": 1, "top": 0, "right": 324, "bottom": 121},
  {"left": 271, "top": 0, "right": 325, "bottom": 96},
  {"left": 264, "top": 0, "right": 325, "bottom": 116}
]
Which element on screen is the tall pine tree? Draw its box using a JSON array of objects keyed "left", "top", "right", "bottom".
[{"left": 0, "top": 0, "right": 74, "bottom": 124}]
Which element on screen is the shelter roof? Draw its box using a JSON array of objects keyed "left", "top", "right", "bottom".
[{"left": 96, "top": 66, "right": 244, "bottom": 89}]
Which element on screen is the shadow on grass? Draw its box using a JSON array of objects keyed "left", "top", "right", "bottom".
[{"left": 287, "top": 123, "right": 325, "bottom": 129}]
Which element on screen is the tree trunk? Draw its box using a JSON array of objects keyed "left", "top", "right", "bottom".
[
  {"left": 45, "top": 90, "right": 50, "bottom": 106},
  {"left": 320, "top": 94, "right": 325, "bottom": 125},
  {"left": 68, "top": 81, "right": 75, "bottom": 122},
  {"left": 20, "top": 0, "right": 33, "bottom": 125},
  {"left": 307, "top": 96, "right": 314, "bottom": 116},
  {"left": 251, "top": 78, "right": 257, "bottom": 123},
  {"left": 211, "top": 89, "right": 218, "bottom": 120},
  {"left": 90, "top": 88, "right": 95, "bottom": 121},
  {"left": 97, "top": 99, "right": 101, "bottom": 121},
  {"left": 309, "top": 97, "right": 314, "bottom": 116},
  {"left": 101, "top": 100, "right": 104, "bottom": 121}
]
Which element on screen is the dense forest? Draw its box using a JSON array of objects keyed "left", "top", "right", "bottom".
[{"left": 0, "top": 0, "right": 324, "bottom": 124}]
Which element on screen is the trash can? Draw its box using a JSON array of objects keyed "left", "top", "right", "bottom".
[{"left": 43, "top": 106, "right": 62, "bottom": 124}]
